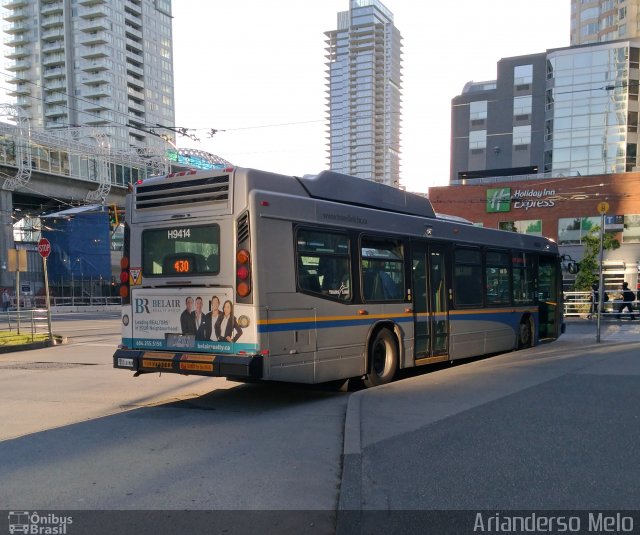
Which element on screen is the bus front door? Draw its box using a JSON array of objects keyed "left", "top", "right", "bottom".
[{"left": 411, "top": 243, "right": 449, "bottom": 363}]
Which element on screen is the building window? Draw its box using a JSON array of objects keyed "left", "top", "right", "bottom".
[
  {"left": 360, "top": 237, "right": 404, "bottom": 302},
  {"left": 514, "top": 64, "right": 533, "bottom": 86},
  {"left": 557, "top": 216, "right": 599, "bottom": 245},
  {"left": 513, "top": 125, "right": 531, "bottom": 146},
  {"left": 296, "top": 229, "right": 351, "bottom": 301},
  {"left": 622, "top": 214, "right": 640, "bottom": 243},
  {"left": 513, "top": 95, "right": 532, "bottom": 116},
  {"left": 454, "top": 248, "right": 482, "bottom": 307},
  {"left": 470, "top": 100, "right": 487, "bottom": 121},
  {"left": 499, "top": 220, "right": 542, "bottom": 236},
  {"left": 469, "top": 129, "right": 487, "bottom": 150},
  {"left": 485, "top": 251, "right": 510, "bottom": 305}
]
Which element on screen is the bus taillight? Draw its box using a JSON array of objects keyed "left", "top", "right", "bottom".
[
  {"left": 119, "top": 255, "right": 130, "bottom": 303},
  {"left": 236, "top": 249, "right": 251, "bottom": 298}
]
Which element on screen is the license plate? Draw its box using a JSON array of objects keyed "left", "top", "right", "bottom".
[{"left": 118, "top": 358, "right": 134, "bottom": 367}]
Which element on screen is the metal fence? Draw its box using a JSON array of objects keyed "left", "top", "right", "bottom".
[
  {"left": 563, "top": 291, "right": 639, "bottom": 319},
  {"left": 0, "top": 309, "right": 52, "bottom": 342}
]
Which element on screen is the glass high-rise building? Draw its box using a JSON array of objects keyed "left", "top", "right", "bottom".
[
  {"left": 1, "top": 0, "right": 175, "bottom": 151},
  {"left": 571, "top": 0, "right": 640, "bottom": 45},
  {"left": 325, "top": 0, "right": 402, "bottom": 187}
]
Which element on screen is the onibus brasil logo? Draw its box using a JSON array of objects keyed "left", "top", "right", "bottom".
[{"left": 8, "top": 511, "right": 73, "bottom": 534}]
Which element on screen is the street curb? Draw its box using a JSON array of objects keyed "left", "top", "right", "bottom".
[
  {"left": 0, "top": 335, "right": 68, "bottom": 354},
  {"left": 337, "top": 391, "right": 363, "bottom": 520}
]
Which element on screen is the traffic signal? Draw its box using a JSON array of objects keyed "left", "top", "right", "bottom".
[{"left": 108, "top": 204, "right": 119, "bottom": 229}]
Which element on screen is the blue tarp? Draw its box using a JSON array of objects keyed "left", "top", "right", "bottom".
[{"left": 42, "top": 209, "right": 111, "bottom": 280}]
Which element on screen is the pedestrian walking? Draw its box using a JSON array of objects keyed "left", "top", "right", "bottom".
[
  {"left": 616, "top": 281, "right": 636, "bottom": 320},
  {"left": 2, "top": 289, "right": 10, "bottom": 312}
]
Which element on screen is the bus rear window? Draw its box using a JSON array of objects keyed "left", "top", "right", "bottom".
[{"left": 142, "top": 225, "right": 220, "bottom": 276}]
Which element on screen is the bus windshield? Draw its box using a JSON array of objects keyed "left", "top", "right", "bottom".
[{"left": 142, "top": 224, "right": 220, "bottom": 276}]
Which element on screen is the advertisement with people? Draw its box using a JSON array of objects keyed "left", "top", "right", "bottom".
[{"left": 129, "top": 288, "right": 256, "bottom": 354}]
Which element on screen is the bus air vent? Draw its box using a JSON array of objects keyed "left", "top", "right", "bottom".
[
  {"left": 135, "top": 175, "right": 230, "bottom": 210},
  {"left": 237, "top": 212, "right": 250, "bottom": 244}
]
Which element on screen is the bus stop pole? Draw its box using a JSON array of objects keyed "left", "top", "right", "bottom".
[
  {"left": 43, "top": 256, "right": 53, "bottom": 342},
  {"left": 596, "top": 212, "right": 605, "bottom": 343}
]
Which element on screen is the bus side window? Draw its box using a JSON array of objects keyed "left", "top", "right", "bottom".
[{"left": 299, "top": 267, "right": 321, "bottom": 293}]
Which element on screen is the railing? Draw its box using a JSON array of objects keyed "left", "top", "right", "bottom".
[
  {"left": 0, "top": 308, "right": 51, "bottom": 342},
  {"left": 4, "top": 296, "right": 121, "bottom": 309},
  {"left": 563, "top": 291, "right": 639, "bottom": 318}
]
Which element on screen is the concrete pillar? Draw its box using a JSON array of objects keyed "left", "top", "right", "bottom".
[{"left": 0, "top": 189, "right": 15, "bottom": 289}]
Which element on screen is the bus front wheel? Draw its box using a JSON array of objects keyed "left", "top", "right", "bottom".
[
  {"left": 364, "top": 328, "right": 398, "bottom": 388},
  {"left": 518, "top": 317, "right": 533, "bottom": 349}
]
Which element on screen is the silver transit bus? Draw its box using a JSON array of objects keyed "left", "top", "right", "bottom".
[{"left": 113, "top": 167, "right": 564, "bottom": 387}]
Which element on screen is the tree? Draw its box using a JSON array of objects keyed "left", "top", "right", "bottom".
[{"left": 573, "top": 226, "right": 620, "bottom": 291}]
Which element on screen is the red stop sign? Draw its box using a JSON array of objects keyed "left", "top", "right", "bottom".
[{"left": 38, "top": 238, "right": 51, "bottom": 258}]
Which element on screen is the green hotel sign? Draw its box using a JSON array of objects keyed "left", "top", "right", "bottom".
[{"left": 486, "top": 187, "right": 511, "bottom": 213}]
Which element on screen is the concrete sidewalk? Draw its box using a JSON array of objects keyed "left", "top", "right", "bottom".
[{"left": 338, "top": 319, "right": 640, "bottom": 532}]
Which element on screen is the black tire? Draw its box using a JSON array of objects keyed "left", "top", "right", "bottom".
[
  {"left": 518, "top": 317, "right": 532, "bottom": 349},
  {"left": 363, "top": 328, "right": 398, "bottom": 388}
]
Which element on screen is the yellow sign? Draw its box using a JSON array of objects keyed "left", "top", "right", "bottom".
[
  {"left": 142, "top": 360, "right": 173, "bottom": 369},
  {"left": 129, "top": 268, "right": 142, "bottom": 285},
  {"left": 597, "top": 201, "right": 610, "bottom": 214},
  {"left": 180, "top": 362, "right": 214, "bottom": 372}
]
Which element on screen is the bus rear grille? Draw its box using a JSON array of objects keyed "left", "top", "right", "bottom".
[
  {"left": 237, "top": 212, "right": 250, "bottom": 243},
  {"left": 135, "top": 175, "right": 229, "bottom": 210}
]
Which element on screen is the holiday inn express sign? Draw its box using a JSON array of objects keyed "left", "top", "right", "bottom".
[{"left": 486, "top": 187, "right": 556, "bottom": 213}]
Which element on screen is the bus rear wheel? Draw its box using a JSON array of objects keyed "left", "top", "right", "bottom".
[
  {"left": 518, "top": 317, "right": 532, "bottom": 349},
  {"left": 364, "top": 328, "right": 398, "bottom": 388}
]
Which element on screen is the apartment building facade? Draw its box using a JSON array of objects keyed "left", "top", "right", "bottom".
[
  {"left": 571, "top": 0, "right": 640, "bottom": 45},
  {"left": 451, "top": 39, "right": 640, "bottom": 183},
  {"left": 2, "top": 0, "right": 175, "bottom": 151},
  {"left": 325, "top": 0, "right": 402, "bottom": 187}
]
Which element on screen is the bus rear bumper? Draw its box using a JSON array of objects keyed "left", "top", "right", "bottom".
[{"left": 113, "top": 349, "right": 263, "bottom": 379}]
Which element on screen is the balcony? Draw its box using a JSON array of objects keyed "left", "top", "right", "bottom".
[
  {"left": 127, "top": 85, "right": 144, "bottom": 100},
  {"left": 124, "top": 24, "right": 142, "bottom": 40},
  {"left": 84, "top": 84, "right": 112, "bottom": 98},
  {"left": 126, "top": 74, "right": 144, "bottom": 90},
  {"left": 6, "top": 45, "right": 28, "bottom": 58},
  {"left": 16, "top": 96, "right": 31, "bottom": 108},
  {"left": 5, "top": 59, "right": 29, "bottom": 71},
  {"left": 7, "top": 84, "right": 30, "bottom": 96},
  {"left": 43, "top": 66, "right": 65, "bottom": 79},
  {"left": 80, "top": 98, "right": 105, "bottom": 112},
  {"left": 2, "top": 0, "right": 28, "bottom": 8},
  {"left": 80, "top": 58, "right": 109, "bottom": 71},
  {"left": 4, "top": 33, "right": 30, "bottom": 46},
  {"left": 45, "top": 92, "right": 66, "bottom": 104},
  {"left": 41, "top": 15, "right": 64, "bottom": 29},
  {"left": 42, "top": 27, "right": 64, "bottom": 41},
  {"left": 78, "top": 4, "right": 110, "bottom": 19},
  {"left": 79, "top": 30, "right": 108, "bottom": 45},
  {"left": 42, "top": 39, "right": 65, "bottom": 54},
  {"left": 81, "top": 71, "right": 111, "bottom": 85},
  {"left": 45, "top": 78, "right": 67, "bottom": 91},
  {"left": 42, "top": 53, "right": 65, "bottom": 67},
  {"left": 3, "top": 20, "right": 29, "bottom": 33},
  {"left": 3, "top": 7, "right": 29, "bottom": 21},
  {"left": 125, "top": 62, "right": 143, "bottom": 76},
  {"left": 127, "top": 99, "right": 144, "bottom": 113},
  {"left": 41, "top": 1, "right": 63, "bottom": 16},
  {"left": 78, "top": 0, "right": 106, "bottom": 6},
  {"left": 80, "top": 45, "right": 108, "bottom": 59},
  {"left": 83, "top": 111, "right": 114, "bottom": 125},
  {"left": 78, "top": 17, "right": 108, "bottom": 32},
  {"left": 44, "top": 105, "right": 67, "bottom": 118}
]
